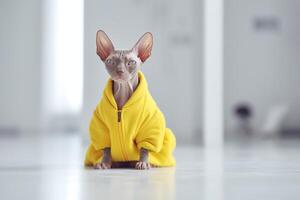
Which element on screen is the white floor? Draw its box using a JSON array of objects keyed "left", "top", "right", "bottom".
[{"left": 0, "top": 135, "right": 300, "bottom": 200}]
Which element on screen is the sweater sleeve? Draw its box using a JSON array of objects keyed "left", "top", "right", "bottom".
[
  {"left": 89, "top": 109, "right": 111, "bottom": 151},
  {"left": 135, "top": 109, "right": 165, "bottom": 153}
]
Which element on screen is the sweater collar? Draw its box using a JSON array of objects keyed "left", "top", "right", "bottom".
[{"left": 104, "top": 71, "right": 148, "bottom": 110}]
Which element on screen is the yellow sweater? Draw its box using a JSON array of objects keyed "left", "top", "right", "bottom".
[{"left": 85, "top": 71, "right": 176, "bottom": 167}]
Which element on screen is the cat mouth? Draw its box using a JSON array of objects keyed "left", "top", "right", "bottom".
[{"left": 113, "top": 76, "right": 129, "bottom": 83}]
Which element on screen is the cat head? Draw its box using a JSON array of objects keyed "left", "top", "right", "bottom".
[{"left": 96, "top": 30, "right": 153, "bottom": 83}]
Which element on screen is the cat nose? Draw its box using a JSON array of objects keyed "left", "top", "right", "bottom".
[{"left": 116, "top": 70, "right": 125, "bottom": 75}]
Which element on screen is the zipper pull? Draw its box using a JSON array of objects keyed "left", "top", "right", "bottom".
[{"left": 117, "top": 110, "right": 122, "bottom": 122}]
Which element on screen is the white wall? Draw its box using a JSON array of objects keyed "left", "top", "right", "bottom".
[
  {"left": 81, "top": 0, "right": 203, "bottom": 144},
  {"left": 224, "top": 0, "right": 300, "bottom": 133},
  {"left": 0, "top": 0, "right": 42, "bottom": 134}
]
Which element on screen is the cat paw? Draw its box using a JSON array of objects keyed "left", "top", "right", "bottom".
[
  {"left": 95, "top": 162, "right": 111, "bottom": 169},
  {"left": 135, "top": 161, "right": 151, "bottom": 170}
]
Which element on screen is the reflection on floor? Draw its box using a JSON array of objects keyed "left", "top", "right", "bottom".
[{"left": 0, "top": 135, "right": 300, "bottom": 200}]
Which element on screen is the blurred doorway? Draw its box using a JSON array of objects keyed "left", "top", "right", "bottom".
[{"left": 41, "top": 0, "right": 84, "bottom": 133}]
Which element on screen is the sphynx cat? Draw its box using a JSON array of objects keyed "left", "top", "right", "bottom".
[{"left": 94, "top": 30, "right": 153, "bottom": 170}]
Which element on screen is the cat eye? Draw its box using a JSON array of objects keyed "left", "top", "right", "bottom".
[
  {"left": 106, "top": 58, "right": 113, "bottom": 65},
  {"left": 127, "top": 60, "right": 136, "bottom": 66}
]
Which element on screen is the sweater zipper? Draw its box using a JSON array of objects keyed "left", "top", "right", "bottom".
[
  {"left": 117, "top": 110, "right": 128, "bottom": 160},
  {"left": 117, "top": 110, "right": 122, "bottom": 122}
]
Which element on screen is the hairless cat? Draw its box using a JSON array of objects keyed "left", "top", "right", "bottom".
[{"left": 86, "top": 30, "right": 176, "bottom": 170}]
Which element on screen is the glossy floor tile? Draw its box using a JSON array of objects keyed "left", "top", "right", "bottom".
[{"left": 0, "top": 135, "right": 300, "bottom": 200}]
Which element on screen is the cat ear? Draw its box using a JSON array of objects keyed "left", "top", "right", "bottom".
[
  {"left": 132, "top": 32, "right": 153, "bottom": 62},
  {"left": 96, "top": 30, "right": 115, "bottom": 61}
]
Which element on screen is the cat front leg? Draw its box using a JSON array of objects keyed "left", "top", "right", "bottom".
[
  {"left": 135, "top": 148, "right": 151, "bottom": 170},
  {"left": 95, "top": 147, "right": 112, "bottom": 169}
]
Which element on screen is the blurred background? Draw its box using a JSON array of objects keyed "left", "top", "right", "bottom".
[
  {"left": 1, "top": 0, "right": 300, "bottom": 200},
  {"left": 1, "top": 0, "right": 300, "bottom": 144}
]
